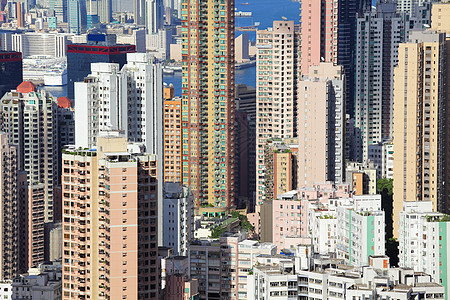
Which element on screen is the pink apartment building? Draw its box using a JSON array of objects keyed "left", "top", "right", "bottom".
[
  {"left": 260, "top": 183, "right": 351, "bottom": 250},
  {"left": 300, "top": 0, "right": 338, "bottom": 74},
  {"left": 62, "top": 133, "right": 158, "bottom": 299}
]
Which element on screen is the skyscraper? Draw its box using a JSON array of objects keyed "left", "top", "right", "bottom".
[
  {"left": 75, "top": 53, "right": 164, "bottom": 244},
  {"left": 181, "top": 0, "right": 235, "bottom": 210},
  {"left": 62, "top": 133, "right": 159, "bottom": 299},
  {"left": 98, "top": 0, "right": 111, "bottom": 22},
  {"left": 297, "top": 63, "right": 346, "bottom": 187},
  {"left": 354, "top": 1, "right": 431, "bottom": 162},
  {"left": 0, "top": 133, "right": 28, "bottom": 280},
  {"left": 431, "top": 1, "right": 450, "bottom": 217},
  {"left": 392, "top": 31, "right": 446, "bottom": 238},
  {"left": 146, "top": 0, "right": 163, "bottom": 33},
  {"left": 68, "top": 0, "right": 87, "bottom": 34},
  {"left": 50, "top": 0, "right": 68, "bottom": 23},
  {"left": 299, "top": 0, "right": 338, "bottom": 74},
  {"left": 0, "top": 51, "right": 22, "bottom": 99},
  {"left": 0, "top": 81, "right": 59, "bottom": 223},
  {"left": 255, "top": 20, "right": 300, "bottom": 204}
]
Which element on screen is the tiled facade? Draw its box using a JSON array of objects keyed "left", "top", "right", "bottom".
[{"left": 181, "top": 0, "right": 235, "bottom": 208}]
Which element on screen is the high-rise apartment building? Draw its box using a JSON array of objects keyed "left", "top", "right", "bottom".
[
  {"left": 0, "top": 81, "right": 59, "bottom": 223},
  {"left": 299, "top": 0, "right": 338, "bottom": 74},
  {"left": 163, "top": 182, "right": 194, "bottom": 256},
  {"left": 255, "top": 20, "right": 300, "bottom": 204},
  {"left": 67, "top": 34, "right": 136, "bottom": 99},
  {"left": 297, "top": 63, "right": 345, "bottom": 187},
  {"left": 181, "top": 0, "right": 235, "bottom": 209},
  {"left": 354, "top": 1, "right": 432, "bottom": 162},
  {"left": 392, "top": 30, "right": 446, "bottom": 238},
  {"left": 0, "top": 51, "right": 22, "bottom": 99},
  {"left": 75, "top": 52, "right": 164, "bottom": 243},
  {"left": 0, "top": 133, "right": 28, "bottom": 280},
  {"left": 163, "top": 98, "right": 181, "bottom": 183},
  {"left": 431, "top": 2, "right": 450, "bottom": 216},
  {"left": 62, "top": 133, "right": 159, "bottom": 299}
]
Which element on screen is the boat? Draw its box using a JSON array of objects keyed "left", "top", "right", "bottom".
[
  {"left": 241, "top": 2, "right": 250, "bottom": 5},
  {"left": 235, "top": 11, "right": 252, "bottom": 17},
  {"left": 44, "top": 68, "right": 67, "bottom": 86},
  {"left": 163, "top": 68, "right": 175, "bottom": 75}
]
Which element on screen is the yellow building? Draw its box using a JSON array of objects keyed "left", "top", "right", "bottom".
[
  {"left": 181, "top": 0, "right": 235, "bottom": 211},
  {"left": 392, "top": 31, "right": 446, "bottom": 238}
]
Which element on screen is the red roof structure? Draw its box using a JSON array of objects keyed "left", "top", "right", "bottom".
[
  {"left": 17, "top": 81, "right": 36, "bottom": 93},
  {"left": 57, "top": 97, "right": 73, "bottom": 108}
]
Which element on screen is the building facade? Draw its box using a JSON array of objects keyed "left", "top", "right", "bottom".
[
  {"left": 354, "top": 1, "right": 432, "bottom": 162},
  {"left": 67, "top": 34, "right": 136, "bottom": 98},
  {"left": 0, "top": 82, "right": 59, "bottom": 223},
  {"left": 0, "top": 133, "right": 28, "bottom": 280},
  {"left": 0, "top": 51, "right": 22, "bottom": 99},
  {"left": 398, "top": 201, "right": 450, "bottom": 298},
  {"left": 62, "top": 134, "right": 159, "bottom": 299},
  {"left": 181, "top": 0, "right": 235, "bottom": 209},
  {"left": 392, "top": 31, "right": 446, "bottom": 238},
  {"left": 163, "top": 98, "right": 182, "bottom": 183},
  {"left": 163, "top": 182, "right": 194, "bottom": 256},
  {"left": 255, "top": 21, "right": 300, "bottom": 205},
  {"left": 297, "top": 63, "right": 345, "bottom": 187}
]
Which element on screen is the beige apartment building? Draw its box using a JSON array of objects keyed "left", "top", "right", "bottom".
[
  {"left": 256, "top": 20, "right": 300, "bottom": 204},
  {"left": 431, "top": 2, "right": 450, "bottom": 215},
  {"left": 297, "top": 63, "right": 346, "bottom": 187},
  {"left": 62, "top": 133, "right": 158, "bottom": 299},
  {"left": 392, "top": 31, "right": 446, "bottom": 238},
  {"left": 164, "top": 99, "right": 182, "bottom": 183}
]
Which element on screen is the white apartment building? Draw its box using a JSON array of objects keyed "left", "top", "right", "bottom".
[
  {"left": 11, "top": 33, "right": 68, "bottom": 57},
  {"left": 368, "top": 141, "right": 394, "bottom": 179},
  {"left": 306, "top": 195, "right": 385, "bottom": 266},
  {"left": 163, "top": 182, "right": 194, "bottom": 256},
  {"left": 398, "top": 201, "right": 450, "bottom": 297},
  {"left": 233, "top": 240, "right": 277, "bottom": 299},
  {"left": 307, "top": 202, "right": 338, "bottom": 255},
  {"left": 255, "top": 20, "right": 300, "bottom": 204},
  {"left": 336, "top": 195, "right": 385, "bottom": 267},
  {"left": 298, "top": 255, "right": 445, "bottom": 300},
  {"left": 75, "top": 53, "right": 164, "bottom": 242},
  {"left": 247, "top": 265, "right": 297, "bottom": 300}
]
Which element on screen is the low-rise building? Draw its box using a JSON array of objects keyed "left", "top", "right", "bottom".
[
  {"left": 12, "top": 262, "right": 62, "bottom": 300},
  {"left": 398, "top": 201, "right": 450, "bottom": 297}
]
